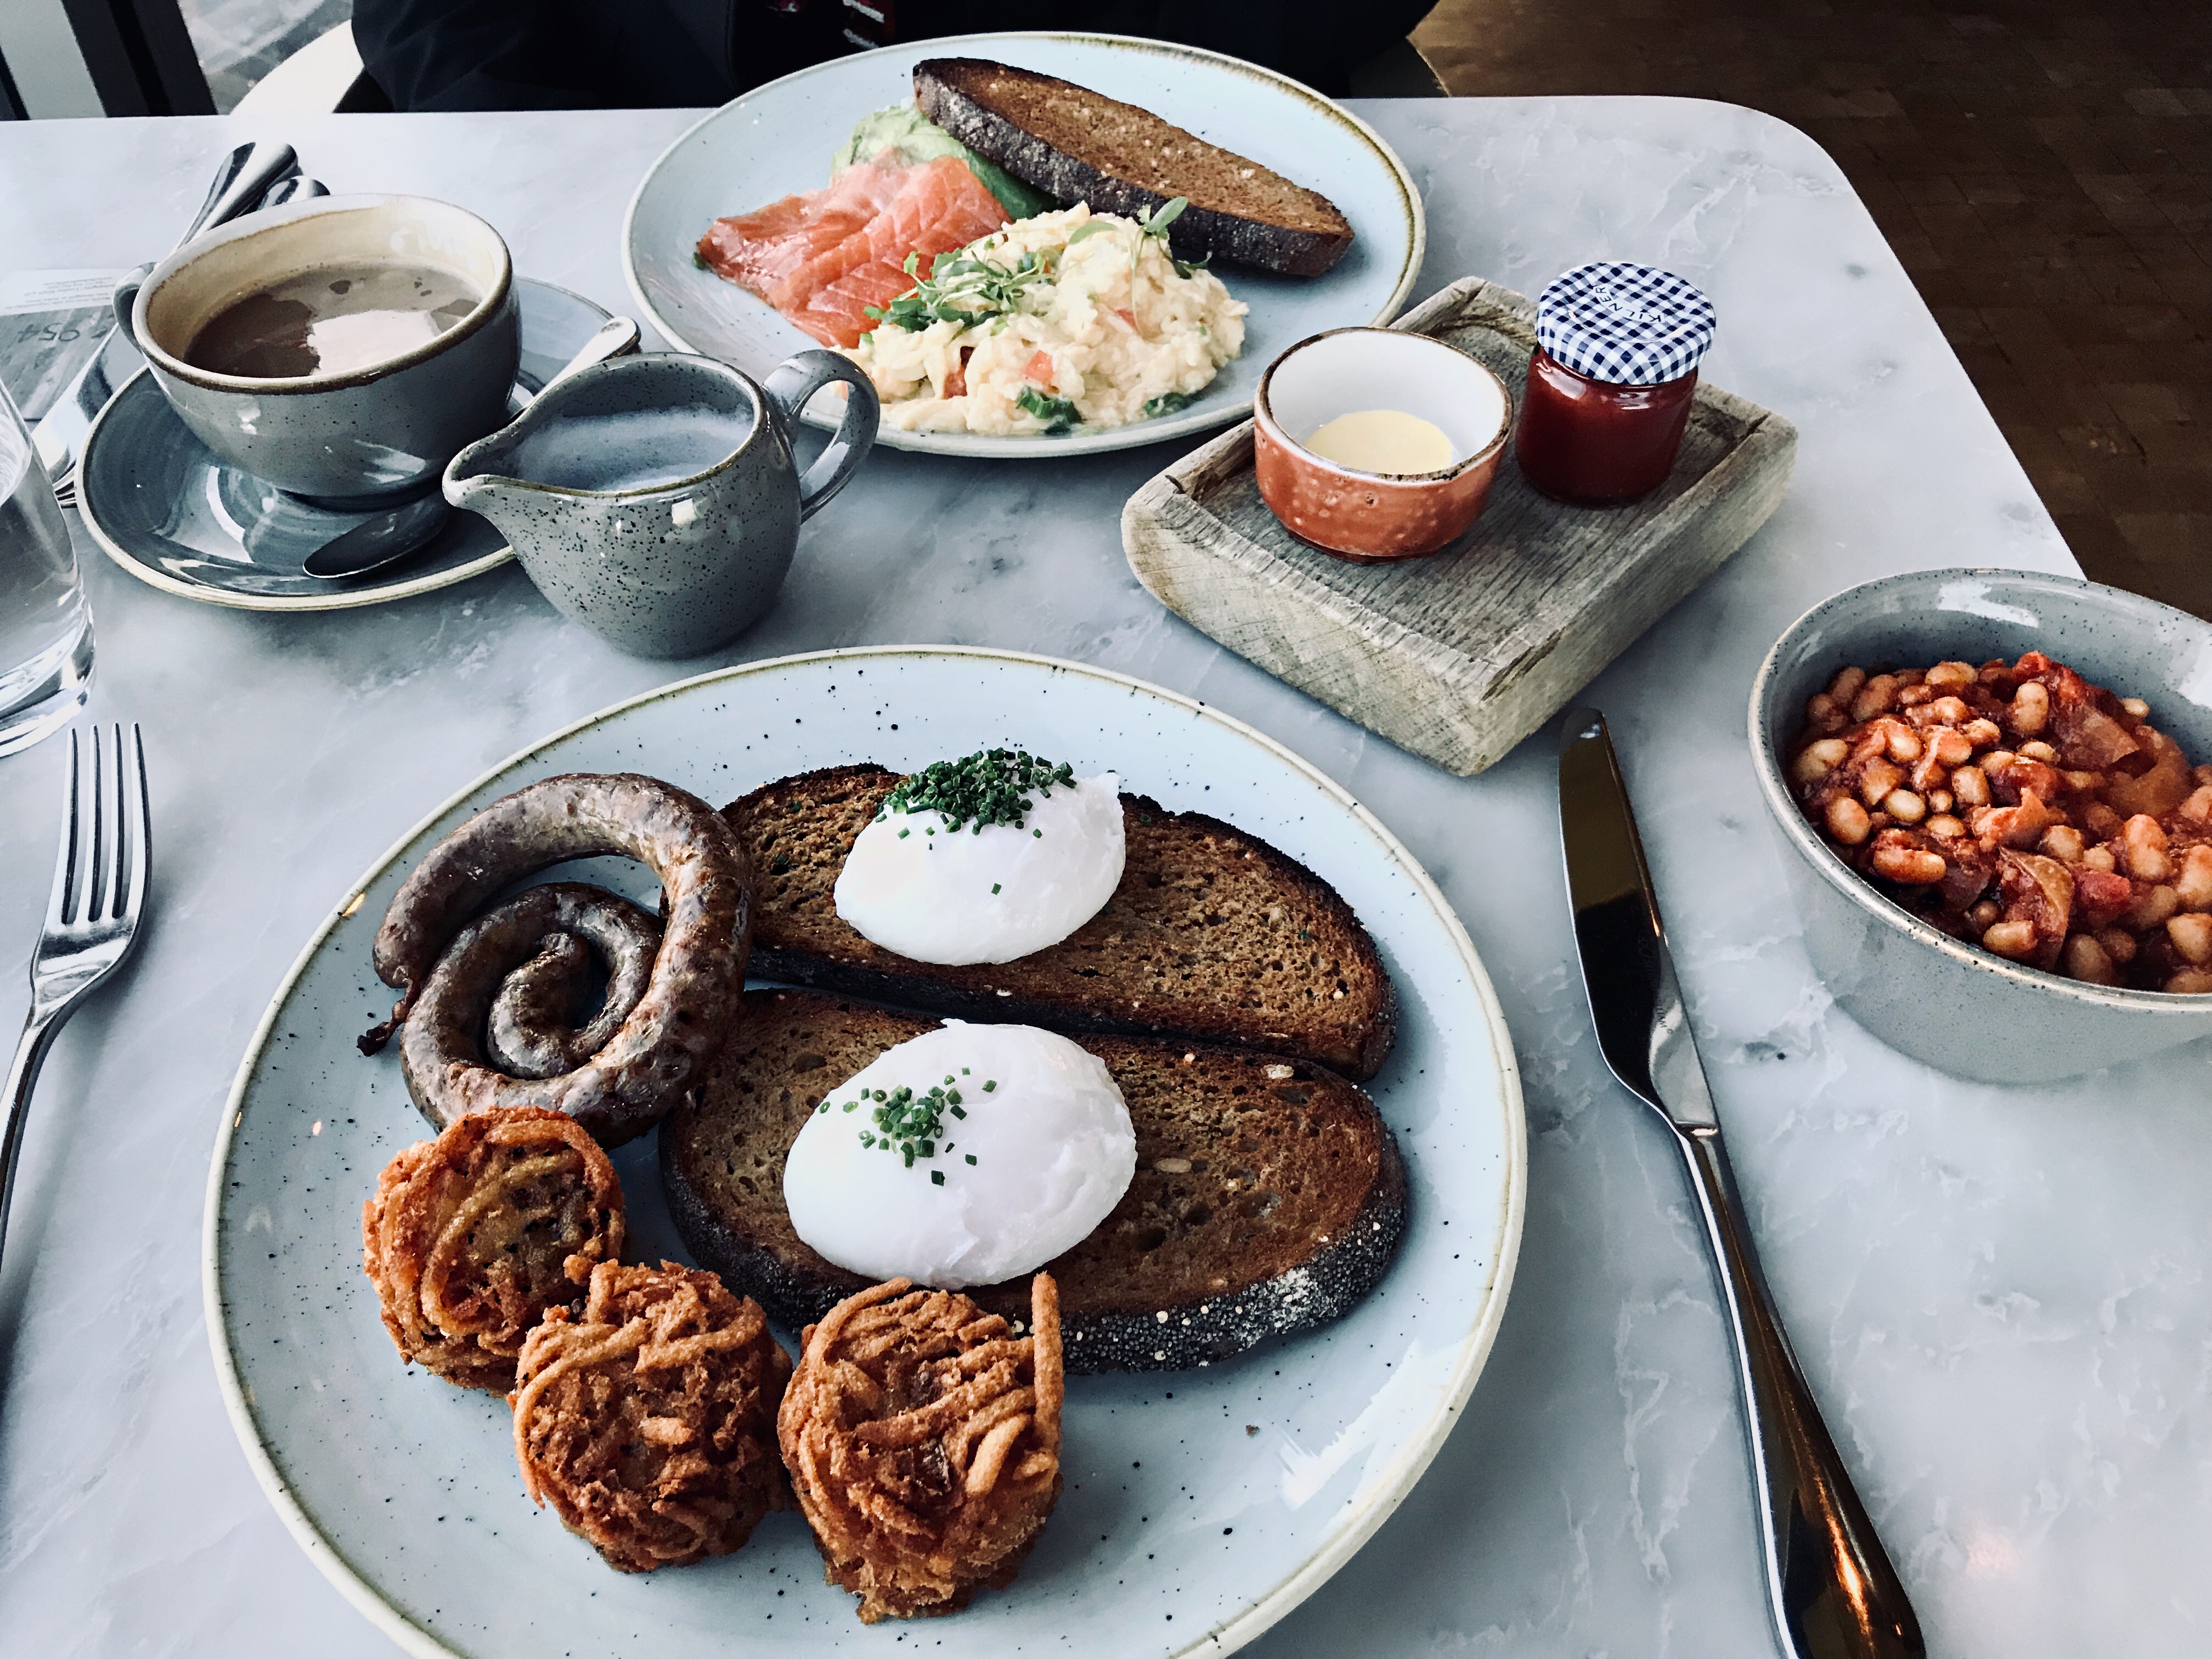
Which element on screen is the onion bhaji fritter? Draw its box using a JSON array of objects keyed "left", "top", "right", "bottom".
[
  {"left": 778, "top": 1274, "right": 1064, "bottom": 1623},
  {"left": 511, "top": 1260, "right": 792, "bottom": 1572},
  {"left": 362, "top": 1104, "right": 624, "bottom": 1391}
]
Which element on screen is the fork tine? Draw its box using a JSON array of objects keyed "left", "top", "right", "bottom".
[
  {"left": 120, "top": 724, "right": 149, "bottom": 927},
  {"left": 43, "top": 728, "right": 81, "bottom": 933},
  {"left": 100, "top": 724, "right": 124, "bottom": 924},
  {"left": 86, "top": 725, "right": 111, "bottom": 923}
]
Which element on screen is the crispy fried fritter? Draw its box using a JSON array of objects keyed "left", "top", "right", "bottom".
[
  {"left": 778, "top": 1274, "right": 1064, "bottom": 1622},
  {"left": 362, "top": 1104, "right": 624, "bottom": 1391},
  {"left": 511, "top": 1261, "right": 792, "bottom": 1572}
]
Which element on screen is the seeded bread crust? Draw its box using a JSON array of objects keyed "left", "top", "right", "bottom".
[
  {"left": 913, "top": 58, "right": 1356, "bottom": 278},
  {"left": 659, "top": 990, "right": 1407, "bottom": 1373},
  {"left": 723, "top": 765, "right": 1395, "bottom": 1081}
]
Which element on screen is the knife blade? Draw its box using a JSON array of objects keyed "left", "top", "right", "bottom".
[
  {"left": 1559, "top": 707, "right": 1718, "bottom": 1131},
  {"left": 1558, "top": 708, "right": 1925, "bottom": 1659}
]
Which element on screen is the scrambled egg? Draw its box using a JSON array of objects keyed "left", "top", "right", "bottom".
[{"left": 846, "top": 204, "right": 1246, "bottom": 436}]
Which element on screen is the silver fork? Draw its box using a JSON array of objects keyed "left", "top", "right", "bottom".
[{"left": 1, "top": 725, "right": 150, "bottom": 1280}]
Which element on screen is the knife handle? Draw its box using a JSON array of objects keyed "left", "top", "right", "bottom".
[{"left": 1676, "top": 1126, "right": 1926, "bottom": 1659}]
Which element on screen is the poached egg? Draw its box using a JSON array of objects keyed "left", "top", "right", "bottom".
[
  {"left": 782, "top": 1022, "right": 1136, "bottom": 1289},
  {"left": 834, "top": 757, "right": 1124, "bottom": 965}
]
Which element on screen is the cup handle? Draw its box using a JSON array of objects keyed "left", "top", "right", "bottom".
[
  {"left": 112, "top": 262, "right": 154, "bottom": 345},
  {"left": 761, "top": 349, "right": 879, "bottom": 522}
]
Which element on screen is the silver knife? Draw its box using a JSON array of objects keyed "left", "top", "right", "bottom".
[
  {"left": 1559, "top": 708, "right": 1924, "bottom": 1659},
  {"left": 35, "top": 139, "right": 300, "bottom": 500}
]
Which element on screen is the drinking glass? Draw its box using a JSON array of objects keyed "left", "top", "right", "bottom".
[{"left": 0, "top": 379, "right": 94, "bottom": 757}]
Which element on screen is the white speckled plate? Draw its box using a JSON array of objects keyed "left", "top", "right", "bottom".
[
  {"left": 623, "top": 32, "right": 1425, "bottom": 459},
  {"left": 205, "top": 647, "right": 1522, "bottom": 1659}
]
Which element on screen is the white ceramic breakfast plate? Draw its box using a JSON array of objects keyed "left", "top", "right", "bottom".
[
  {"left": 205, "top": 647, "right": 1522, "bottom": 1659},
  {"left": 623, "top": 32, "right": 1426, "bottom": 459}
]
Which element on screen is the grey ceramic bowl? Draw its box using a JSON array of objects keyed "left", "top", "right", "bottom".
[{"left": 1750, "top": 566, "right": 2212, "bottom": 1083}]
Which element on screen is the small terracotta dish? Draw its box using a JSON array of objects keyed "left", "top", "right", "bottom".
[{"left": 1253, "top": 328, "right": 1513, "bottom": 562}]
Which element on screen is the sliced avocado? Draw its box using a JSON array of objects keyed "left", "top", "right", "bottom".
[{"left": 832, "top": 102, "right": 1054, "bottom": 221}]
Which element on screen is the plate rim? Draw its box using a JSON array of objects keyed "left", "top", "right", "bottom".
[
  {"left": 200, "top": 643, "right": 1526, "bottom": 1659},
  {"left": 620, "top": 30, "right": 1429, "bottom": 460},
  {"left": 74, "top": 278, "right": 612, "bottom": 614}
]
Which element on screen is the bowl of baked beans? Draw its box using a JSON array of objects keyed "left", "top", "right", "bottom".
[{"left": 1750, "top": 567, "right": 2212, "bottom": 1083}]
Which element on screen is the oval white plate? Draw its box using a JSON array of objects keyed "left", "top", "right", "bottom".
[
  {"left": 205, "top": 647, "right": 1522, "bottom": 1659},
  {"left": 623, "top": 33, "right": 1425, "bottom": 459}
]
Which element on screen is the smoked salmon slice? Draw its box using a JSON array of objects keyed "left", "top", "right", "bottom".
[
  {"left": 697, "top": 154, "right": 1011, "bottom": 351},
  {"left": 696, "top": 161, "right": 909, "bottom": 296}
]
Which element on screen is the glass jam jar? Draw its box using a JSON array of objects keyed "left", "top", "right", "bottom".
[{"left": 1514, "top": 263, "right": 1717, "bottom": 507}]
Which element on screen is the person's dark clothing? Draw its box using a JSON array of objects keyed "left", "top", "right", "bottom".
[{"left": 352, "top": 0, "right": 1435, "bottom": 112}]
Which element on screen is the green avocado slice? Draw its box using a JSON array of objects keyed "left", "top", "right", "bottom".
[{"left": 832, "top": 103, "right": 1055, "bottom": 221}]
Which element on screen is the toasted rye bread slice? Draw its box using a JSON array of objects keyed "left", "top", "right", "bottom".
[
  {"left": 913, "top": 58, "right": 1356, "bottom": 278},
  {"left": 723, "top": 765, "right": 1395, "bottom": 1080},
  {"left": 660, "top": 990, "right": 1407, "bottom": 1373}
]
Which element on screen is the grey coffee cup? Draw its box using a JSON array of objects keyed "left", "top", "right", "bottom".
[
  {"left": 122, "top": 194, "right": 520, "bottom": 505},
  {"left": 442, "top": 349, "right": 878, "bottom": 658}
]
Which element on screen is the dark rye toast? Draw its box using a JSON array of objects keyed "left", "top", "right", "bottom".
[
  {"left": 722, "top": 765, "right": 1396, "bottom": 1081},
  {"left": 913, "top": 58, "right": 1356, "bottom": 279},
  {"left": 660, "top": 990, "right": 1407, "bottom": 1373}
]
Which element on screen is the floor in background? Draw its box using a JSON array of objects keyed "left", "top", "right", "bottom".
[
  {"left": 178, "top": 0, "right": 350, "bottom": 112},
  {"left": 1415, "top": 0, "right": 2212, "bottom": 619}
]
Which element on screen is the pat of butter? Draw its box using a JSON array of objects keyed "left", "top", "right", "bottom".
[{"left": 1303, "top": 409, "right": 1458, "bottom": 475}]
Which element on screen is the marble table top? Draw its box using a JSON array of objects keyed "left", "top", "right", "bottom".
[{"left": 1, "top": 97, "right": 2203, "bottom": 1659}]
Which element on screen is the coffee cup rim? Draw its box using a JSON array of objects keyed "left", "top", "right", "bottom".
[{"left": 134, "top": 193, "right": 514, "bottom": 396}]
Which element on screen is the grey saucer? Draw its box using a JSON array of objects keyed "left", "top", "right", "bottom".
[{"left": 76, "top": 279, "right": 613, "bottom": 612}]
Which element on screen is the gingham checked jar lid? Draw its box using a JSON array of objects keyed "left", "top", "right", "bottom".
[{"left": 1534, "top": 263, "right": 1718, "bottom": 386}]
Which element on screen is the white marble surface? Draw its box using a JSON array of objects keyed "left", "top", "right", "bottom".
[{"left": 0, "top": 98, "right": 2204, "bottom": 1659}]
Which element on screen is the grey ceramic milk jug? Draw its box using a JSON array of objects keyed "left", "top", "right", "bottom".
[{"left": 444, "top": 349, "right": 877, "bottom": 657}]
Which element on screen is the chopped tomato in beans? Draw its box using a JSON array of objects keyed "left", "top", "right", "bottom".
[{"left": 1789, "top": 652, "right": 2212, "bottom": 993}]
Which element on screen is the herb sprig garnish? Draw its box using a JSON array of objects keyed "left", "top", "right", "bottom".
[
  {"left": 879, "top": 748, "right": 1076, "bottom": 834},
  {"left": 821, "top": 1071, "right": 995, "bottom": 1177},
  {"left": 1135, "top": 197, "right": 1209, "bottom": 281},
  {"left": 864, "top": 245, "right": 1056, "bottom": 334}
]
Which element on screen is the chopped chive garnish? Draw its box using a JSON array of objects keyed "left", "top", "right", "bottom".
[
  {"left": 983, "top": 1079, "right": 997, "bottom": 1092},
  {"left": 965, "top": 1153, "right": 978, "bottom": 1165},
  {"left": 877, "top": 748, "right": 1077, "bottom": 834},
  {"left": 991, "top": 883, "right": 1002, "bottom": 894},
  {"left": 950, "top": 1103, "right": 967, "bottom": 1118},
  {"left": 850, "top": 1075, "right": 970, "bottom": 1174},
  {"left": 931, "top": 1169, "right": 945, "bottom": 1185}
]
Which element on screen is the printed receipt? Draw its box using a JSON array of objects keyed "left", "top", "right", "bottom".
[{"left": 0, "top": 270, "right": 128, "bottom": 317}]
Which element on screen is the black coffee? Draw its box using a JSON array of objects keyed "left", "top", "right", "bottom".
[{"left": 183, "top": 263, "right": 481, "bottom": 379}]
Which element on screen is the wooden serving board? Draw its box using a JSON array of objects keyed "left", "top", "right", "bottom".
[{"left": 1121, "top": 276, "right": 1798, "bottom": 776}]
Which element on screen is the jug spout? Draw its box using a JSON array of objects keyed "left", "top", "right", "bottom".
[{"left": 442, "top": 427, "right": 525, "bottom": 514}]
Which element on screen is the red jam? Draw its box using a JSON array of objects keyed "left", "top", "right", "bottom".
[{"left": 1514, "top": 347, "right": 1697, "bottom": 506}]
